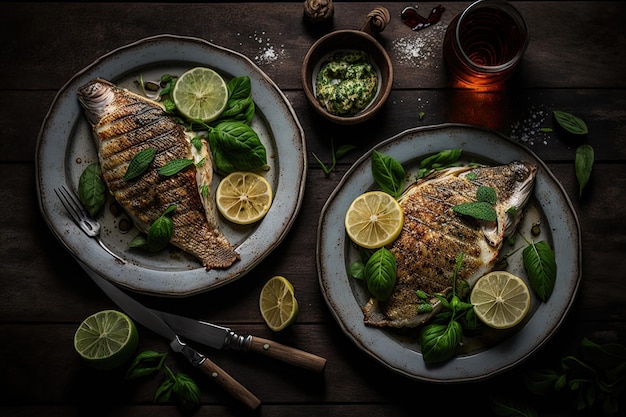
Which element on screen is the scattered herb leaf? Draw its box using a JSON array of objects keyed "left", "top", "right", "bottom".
[
  {"left": 553, "top": 110, "right": 588, "bottom": 135},
  {"left": 453, "top": 201, "right": 497, "bottom": 221},
  {"left": 157, "top": 159, "right": 195, "bottom": 176},
  {"left": 78, "top": 162, "right": 106, "bottom": 217},
  {"left": 575, "top": 144, "right": 594, "bottom": 196},
  {"left": 364, "top": 247, "right": 397, "bottom": 301},
  {"left": 208, "top": 120, "right": 268, "bottom": 173},
  {"left": 476, "top": 185, "right": 497, "bottom": 205},
  {"left": 416, "top": 149, "right": 462, "bottom": 179},
  {"left": 371, "top": 151, "right": 406, "bottom": 199},
  {"left": 522, "top": 239, "right": 557, "bottom": 302},
  {"left": 124, "top": 147, "right": 156, "bottom": 181},
  {"left": 125, "top": 350, "right": 167, "bottom": 380}
]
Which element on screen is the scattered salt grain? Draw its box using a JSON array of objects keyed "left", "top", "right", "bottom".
[
  {"left": 238, "top": 31, "right": 286, "bottom": 65},
  {"left": 392, "top": 25, "right": 446, "bottom": 68},
  {"left": 510, "top": 106, "right": 553, "bottom": 146}
]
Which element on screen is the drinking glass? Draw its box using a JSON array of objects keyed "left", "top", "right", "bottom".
[{"left": 442, "top": 0, "right": 529, "bottom": 87}]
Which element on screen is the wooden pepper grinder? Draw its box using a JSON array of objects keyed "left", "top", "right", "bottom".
[
  {"left": 303, "top": 0, "right": 334, "bottom": 23},
  {"left": 360, "top": 6, "right": 390, "bottom": 36}
]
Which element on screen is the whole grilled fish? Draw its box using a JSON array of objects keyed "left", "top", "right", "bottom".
[
  {"left": 362, "top": 161, "right": 537, "bottom": 327},
  {"left": 77, "top": 78, "right": 239, "bottom": 270}
]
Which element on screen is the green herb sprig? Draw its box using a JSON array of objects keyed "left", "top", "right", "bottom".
[
  {"left": 419, "top": 253, "right": 475, "bottom": 364},
  {"left": 416, "top": 148, "right": 463, "bottom": 180},
  {"left": 126, "top": 350, "right": 201, "bottom": 414},
  {"left": 491, "top": 338, "right": 626, "bottom": 417},
  {"left": 313, "top": 138, "right": 356, "bottom": 177}
]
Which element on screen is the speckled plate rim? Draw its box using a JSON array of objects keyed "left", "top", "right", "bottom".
[
  {"left": 36, "top": 34, "right": 307, "bottom": 297},
  {"left": 317, "top": 123, "right": 581, "bottom": 382}
]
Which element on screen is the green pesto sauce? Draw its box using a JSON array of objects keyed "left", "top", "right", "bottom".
[{"left": 315, "top": 51, "right": 378, "bottom": 116}]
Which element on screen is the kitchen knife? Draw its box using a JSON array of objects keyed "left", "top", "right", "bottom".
[
  {"left": 150, "top": 309, "right": 327, "bottom": 373},
  {"left": 77, "top": 261, "right": 261, "bottom": 410}
]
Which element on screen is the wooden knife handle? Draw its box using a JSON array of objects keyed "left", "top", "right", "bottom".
[
  {"left": 197, "top": 357, "right": 261, "bottom": 410},
  {"left": 249, "top": 336, "right": 327, "bottom": 373}
]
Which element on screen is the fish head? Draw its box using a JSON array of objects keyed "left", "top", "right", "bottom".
[
  {"left": 472, "top": 160, "right": 537, "bottom": 246},
  {"left": 77, "top": 78, "right": 117, "bottom": 125}
]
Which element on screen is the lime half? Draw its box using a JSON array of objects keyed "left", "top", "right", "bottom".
[
  {"left": 74, "top": 310, "right": 139, "bottom": 370},
  {"left": 172, "top": 67, "right": 228, "bottom": 122}
]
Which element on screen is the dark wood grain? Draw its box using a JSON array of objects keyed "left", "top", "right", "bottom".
[{"left": 2, "top": 2, "right": 625, "bottom": 417}]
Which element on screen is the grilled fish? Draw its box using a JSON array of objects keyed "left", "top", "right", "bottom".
[
  {"left": 77, "top": 78, "right": 239, "bottom": 270},
  {"left": 362, "top": 161, "right": 537, "bottom": 327}
]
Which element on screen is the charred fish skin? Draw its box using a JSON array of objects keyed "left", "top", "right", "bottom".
[
  {"left": 363, "top": 161, "right": 537, "bottom": 328},
  {"left": 77, "top": 78, "right": 239, "bottom": 270}
]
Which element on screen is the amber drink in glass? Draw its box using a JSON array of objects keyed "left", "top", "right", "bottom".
[{"left": 443, "top": 0, "right": 529, "bottom": 87}]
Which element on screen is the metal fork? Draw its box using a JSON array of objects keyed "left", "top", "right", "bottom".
[{"left": 54, "top": 185, "right": 127, "bottom": 264}]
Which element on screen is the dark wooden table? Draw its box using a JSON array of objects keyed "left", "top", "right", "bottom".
[{"left": 2, "top": 1, "right": 626, "bottom": 416}]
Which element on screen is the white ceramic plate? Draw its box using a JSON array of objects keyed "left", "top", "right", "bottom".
[
  {"left": 317, "top": 124, "right": 581, "bottom": 382},
  {"left": 36, "top": 35, "right": 306, "bottom": 296}
]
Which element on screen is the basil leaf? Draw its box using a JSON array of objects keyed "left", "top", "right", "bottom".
[
  {"left": 155, "top": 378, "right": 174, "bottom": 403},
  {"left": 575, "top": 144, "right": 594, "bottom": 196},
  {"left": 133, "top": 205, "right": 176, "bottom": 253},
  {"left": 208, "top": 121, "right": 267, "bottom": 173},
  {"left": 453, "top": 201, "right": 497, "bottom": 221},
  {"left": 523, "top": 368, "right": 561, "bottom": 396},
  {"left": 124, "top": 147, "right": 156, "bottom": 181},
  {"left": 364, "top": 247, "right": 397, "bottom": 301},
  {"left": 419, "top": 149, "right": 462, "bottom": 169},
  {"left": 489, "top": 396, "right": 539, "bottom": 417},
  {"left": 348, "top": 261, "right": 365, "bottom": 280},
  {"left": 157, "top": 159, "right": 194, "bottom": 176},
  {"left": 172, "top": 372, "right": 201, "bottom": 413},
  {"left": 125, "top": 350, "right": 167, "bottom": 380},
  {"left": 553, "top": 110, "right": 588, "bottom": 135},
  {"left": 215, "top": 76, "right": 255, "bottom": 125},
  {"left": 227, "top": 75, "right": 252, "bottom": 101},
  {"left": 371, "top": 151, "right": 406, "bottom": 199},
  {"left": 522, "top": 240, "right": 557, "bottom": 302},
  {"left": 419, "top": 320, "right": 462, "bottom": 364},
  {"left": 476, "top": 185, "right": 497, "bottom": 205},
  {"left": 78, "top": 162, "right": 106, "bottom": 217}
]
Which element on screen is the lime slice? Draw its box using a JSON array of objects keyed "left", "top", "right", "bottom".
[
  {"left": 259, "top": 276, "right": 299, "bottom": 331},
  {"left": 470, "top": 271, "right": 531, "bottom": 329},
  {"left": 172, "top": 67, "right": 228, "bottom": 122},
  {"left": 216, "top": 171, "right": 273, "bottom": 225},
  {"left": 74, "top": 310, "right": 139, "bottom": 370},
  {"left": 344, "top": 191, "right": 404, "bottom": 249}
]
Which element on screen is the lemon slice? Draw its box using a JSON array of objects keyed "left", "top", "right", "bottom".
[
  {"left": 172, "top": 67, "right": 228, "bottom": 122},
  {"left": 344, "top": 191, "right": 404, "bottom": 249},
  {"left": 74, "top": 310, "right": 139, "bottom": 370},
  {"left": 259, "top": 276, "right": 299, "bottom": 331},
  {"left": 470, "top": 271, "right": 531, "bottom": 329},
  {"left": 216, "top": 171, "right": 273, "bottom": 225}
]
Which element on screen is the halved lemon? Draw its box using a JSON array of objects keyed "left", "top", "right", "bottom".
[
  {"left": 470, "top": 271, "right": 531, "bottom": 329},
  {"left": 344, "top": 191, "right": 404, "bottom": 249},
  {"left": 216, "top": 171, "right": 273, "bottom": 225},
  {"left": 172, "top": 67, "right": 228, "bottom": 122},
  {"left": 74, "top": 310, "right": 139, "bottom": 370},
  {"left": 259, "top": 276, "right": 299, "bottom": 331}
]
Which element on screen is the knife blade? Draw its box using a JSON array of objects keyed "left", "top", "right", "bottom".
[
  {"left": 77, "top": 261, "right": 261, "bottom": 410},
  {"left": 150, "top": 309, "right": 327, "bottom": 373}
]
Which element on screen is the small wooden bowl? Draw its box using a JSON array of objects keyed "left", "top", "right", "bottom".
[{"left": 301, "top": 12, "right": 393, "bottom": 125}]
